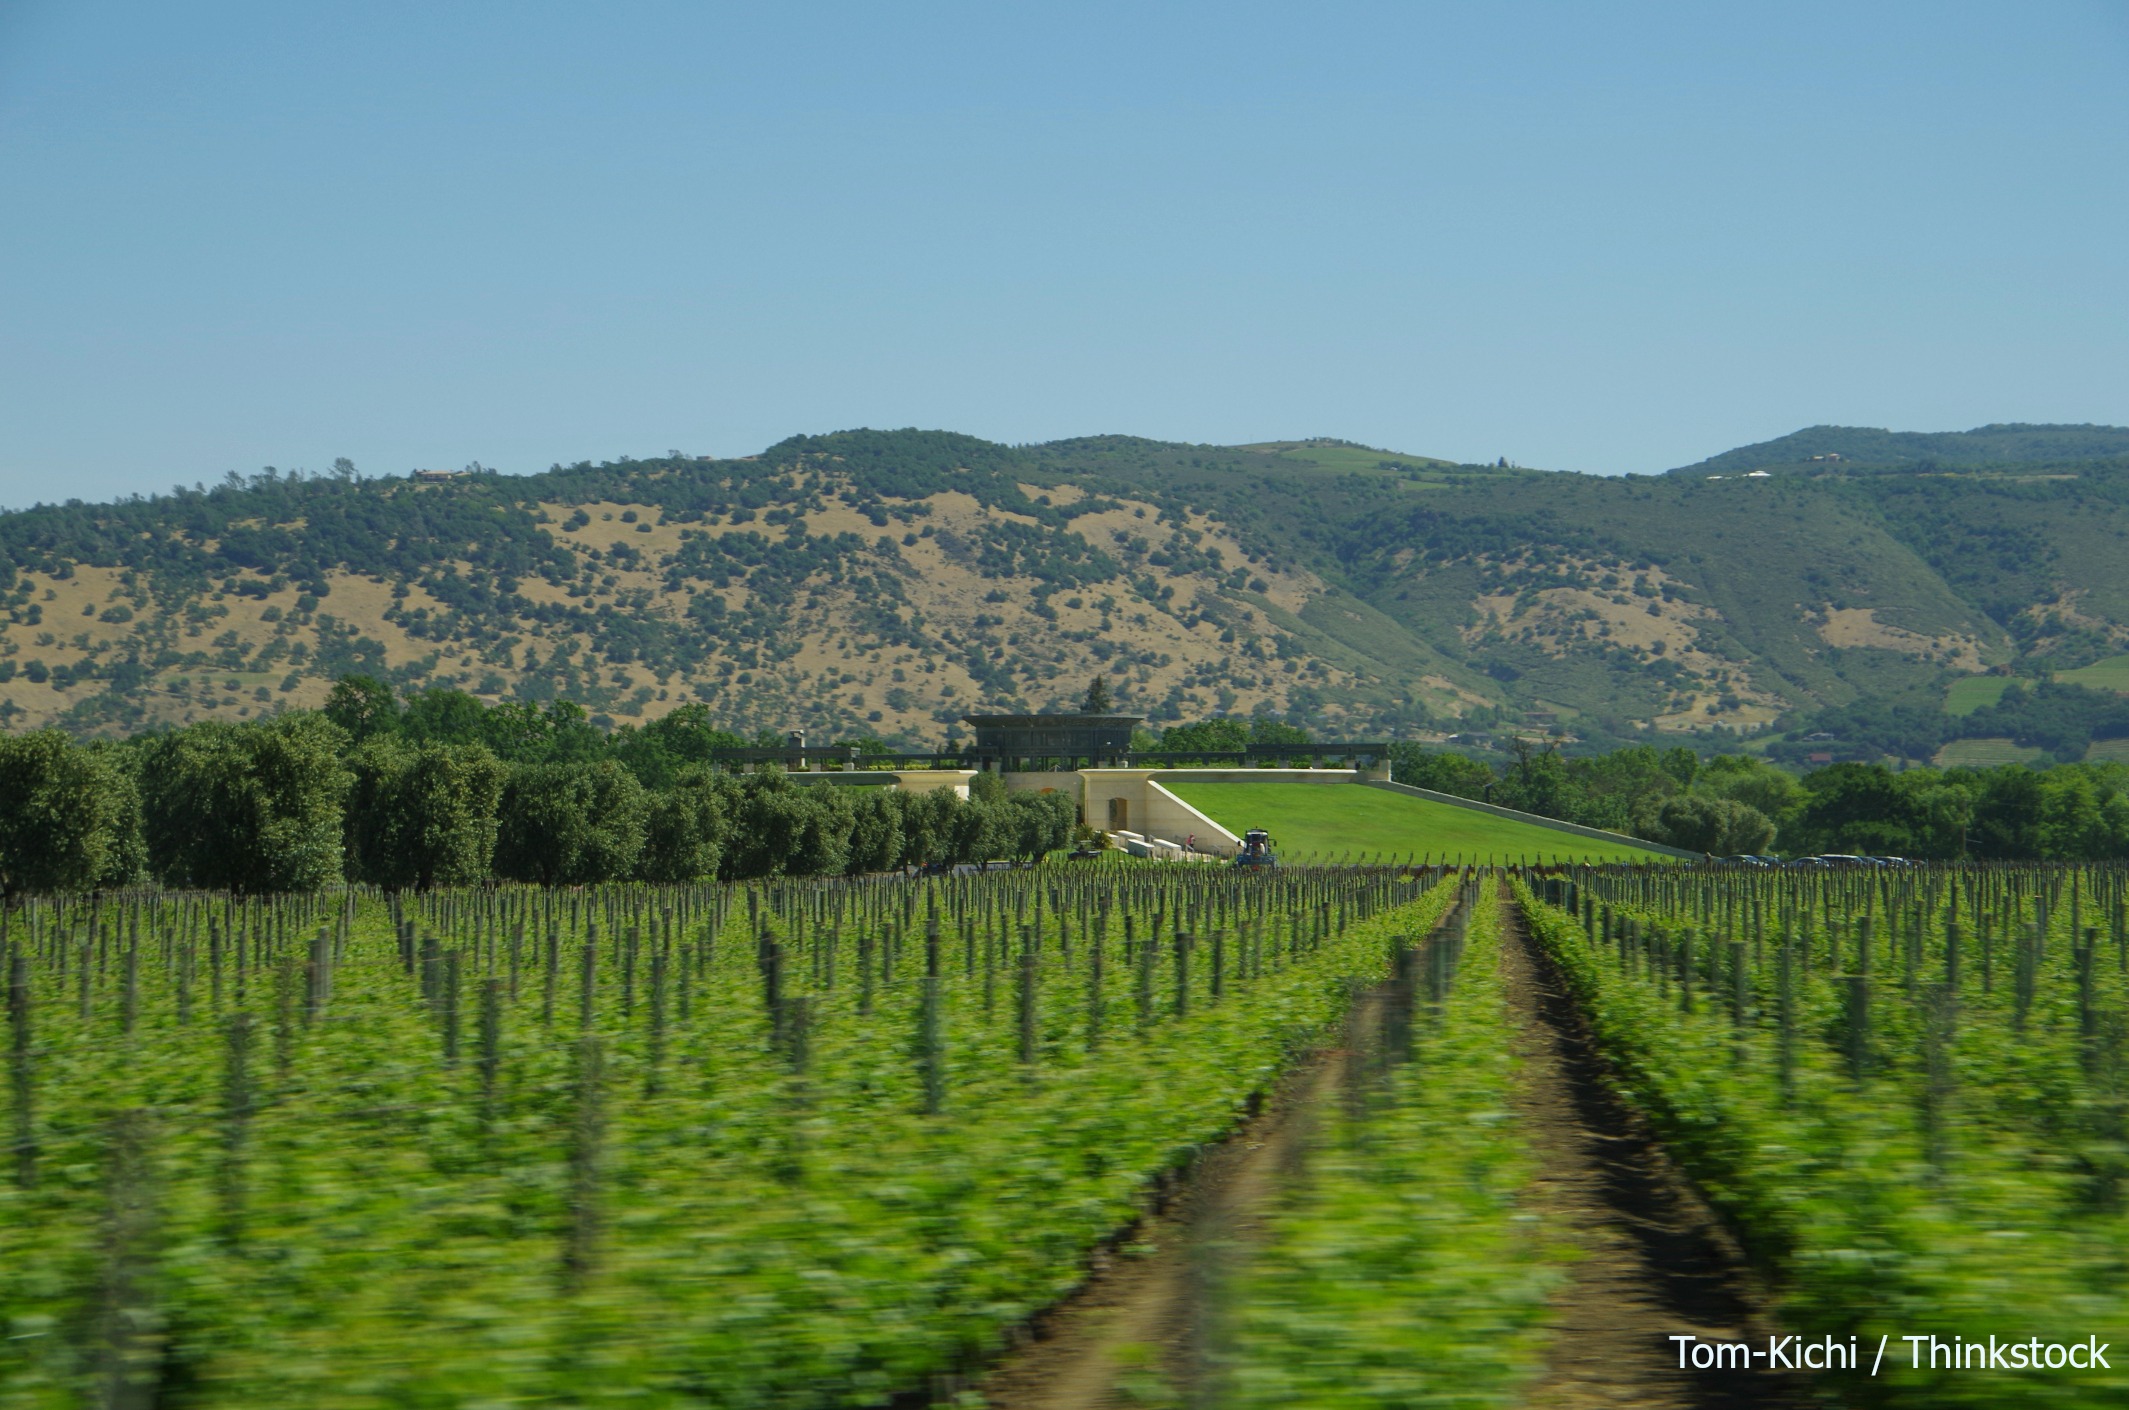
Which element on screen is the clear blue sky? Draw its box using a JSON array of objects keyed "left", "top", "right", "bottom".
[{"left": 3, "top": 2, "right": 2125, "bottom": 504}]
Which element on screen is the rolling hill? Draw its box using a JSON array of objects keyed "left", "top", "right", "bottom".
[
  {"left": 2, "top": 425, "right": 2127, "bottom": 753},
  {"left": 1670, "top": 423, "right": 2129, "bottom": 476},
  {"left": 1164, "top": 780, "right": 1669, "bottom": 864}
]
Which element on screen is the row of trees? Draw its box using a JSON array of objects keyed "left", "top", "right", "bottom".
[
  {"left": 1391, "top": 738, "right": 2129, "bottom": 860},
  {"left": 1149, "top": 714, "right": 1314, "bottom": 753},
  {"left": 1770, "top": 680, "right": 2129, "bottom": 767},
  {"left": 0, "top": 713, "right": 1077, "bottom": 896},
  {"left": 10, "top": 671, "right": 2126, "bottom": 892}
]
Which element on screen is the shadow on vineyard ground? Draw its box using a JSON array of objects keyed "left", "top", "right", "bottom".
[
  {"left": 963, "top": 1049, "right": 1340, "bottom": 1409},
  {"left": 1502, "top": 894, "right": 1819, "bottom": 1410}
]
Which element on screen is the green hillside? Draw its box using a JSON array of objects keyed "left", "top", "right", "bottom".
[
  {"left": 1671, "top": 423, "right": 2129, "bottom": 476},
  {"left": 1945, "top": 676, "right": 2013, "bottom": 715},
  {"left": 2057, "top": 653, "right": 2129, "bottom": 694},
  {"left": 1165, "top": 780, "right": 1668, "bottom": 864},
  {"left": 1230, "top": 438, "right": 1460, "bottom": 477},
  {"left": 4, "top": 423, "right": 2128, "bottom": 759},
  {"left": 1933, "top": 737, "right": 2049, "bottom": 768}
]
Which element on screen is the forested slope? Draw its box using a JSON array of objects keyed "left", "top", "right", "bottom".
[{"left": 1, "top": 425, "right": 2127, "bottom": 752}]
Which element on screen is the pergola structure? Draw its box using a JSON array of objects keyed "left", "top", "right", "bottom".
[{"left": 960, "top": 713, "right": 1144, "bottom": 770}]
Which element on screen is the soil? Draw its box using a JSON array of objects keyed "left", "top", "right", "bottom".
[
  {"left": 968, "top": 1053, "right": 1341, "bottom": 1409},
  {"left": 1499, "top": 892, "right": 1816, "bottom": 1409},
  {"left": 975, "top": 892, "right": 1820, "bottom": 1409}
]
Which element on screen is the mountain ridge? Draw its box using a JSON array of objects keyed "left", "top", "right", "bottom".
[
  {"left": 1668, "top": 422, "right": 2129, "bottom": 476},
  {"left": 1, "top": 424, "right": 2125, "bottom": 759}
]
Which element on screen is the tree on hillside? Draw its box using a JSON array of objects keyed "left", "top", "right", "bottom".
[
  {"left": 1158, "top": 716, "right": 1312, "bottom": 754},
  {"left": 843, "top": 789, "right": 903, "bottom": 874},
  {"left": 1492, "top": 741, "right": 1574, "bottom": 819},
  {"left": 493, "top": 699, "right": 608, "bottom": 764},
  {"left": 894, "top": 788, "right": 963, "bottom": 870},
  {"left": 0, "top": 730, "right": 139, "bottom": 895},
  {"left": 1388, "top": 744, "right": 1493, "bottom": 799},
  {"left": 1694, "top": 754, "right": 1801, "bottom": 828},
  {"left": 1007, "top": 790, "right": 1076, "bottom": 863},
  {"left": 1160, "top": 718, "right": 1250, "bottom": 753},
  {"left": 1770, "top": 700, "right": 1945, "bottom": 768},
  {"left": 493, "top": 760, "right": 649, "bottom": 886},
  {"left": 140, "top": 715, "right": 351, "bottom": 891},
  {"left": 787, "top": 785, "right": 855, "bottom": 877},
  {"left": 950, "top": 792, "right": 1018, "bottom": 866},
  {"left": 83, "top": 741, "right": 149, "bottom": 886},
  {"left": 325, "top": 675, "right": 401, "bottom": 742},
  {"left": 344, "top": 737, "right": 507, "bottom": 889},
  {"left": 636, "top": 770, "right": 731, "bottom": 882},
  {"left": 401, "top": 688, "right": 493, "bottom": 747},
  {"left": 1787, "top": 763, "right": 1958, "bottom": 858},
  {"left": 611, "top": 705, "right": 750, "bottom": 789},
  {"left": 1639, "top": 794, "right": 1773, "bottom": 856},
  {"left": 1959, "top": 681, "right": 2129, "bottom": 764},
  {"left": 1248, "top": 716, "right": 1311, "bottom": 748},
  {"left": 719, "top": 773, "right": 853, "bottom": 880},
  {"left": 1081, "top": 675, "right": 1114, "bottom": 712},
  {"left": 1580, "top": 745, "right": 1698, "bottom": 811},
  {"left": 2034, "top": 768, "right": 2129, "bottom": 860}
]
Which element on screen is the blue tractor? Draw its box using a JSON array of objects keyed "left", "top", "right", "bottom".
[{"left": 1234, "top": 829, "right": 1276, "bottom": 870}]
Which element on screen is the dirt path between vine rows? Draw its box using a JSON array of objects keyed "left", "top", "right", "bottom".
[
  {"left": 1500, "top": 892, "right": 1813, "bottom": 1410},
  {"left": 968, "top": 1044, "right": 1343, "bottom": 1410},
  {"left": 974, "top": 892, "right": 1815, "bottom": 1410}
]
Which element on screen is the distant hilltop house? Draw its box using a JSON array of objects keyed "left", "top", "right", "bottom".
[
  {"left": 1808, "top": 453, "right": 1844, "bottom": 463},
  {"left": 412, "top": 468, "right": 470, "bottom": 482}
]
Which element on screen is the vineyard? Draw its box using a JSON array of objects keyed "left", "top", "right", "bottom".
[
  {"left": 0, "top": 861, "right": 1447, "bottom": 1407},
  {"left": 1520, "top": 861, "right": 2129, "bottom": 1408},
  {"left": 5, "top": 857, "right": 2129, "bottom": 1406}
]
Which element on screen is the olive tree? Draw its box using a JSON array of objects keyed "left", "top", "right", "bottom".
[
  {"left": 494, "top": 760, "right": 648, "bottom": 885},
  {"left": 842, "top": 788, "right": 903, "bottom": 875},
  {"left": 636, "top": 770, "right": 732, "bottom": 882},
  {"left": 0, "top": 731, "right": 140, "bottom": 895},
  {"left": 345, "top": 737, "right": 506, "bottom": 889},
  {"left": 140, "top": 714, "right": 351, "bottom": 892}
]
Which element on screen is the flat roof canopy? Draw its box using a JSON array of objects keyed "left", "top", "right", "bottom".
[{"left": 962, "top": 713, "right": 1142, "bottom": 757}]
